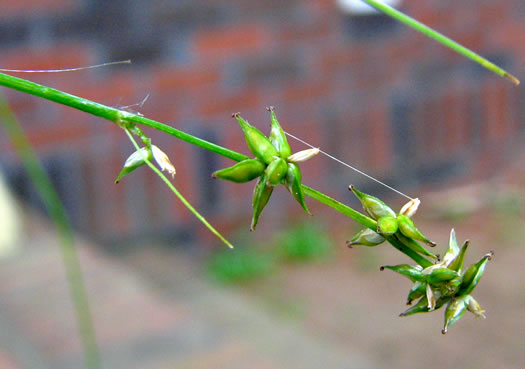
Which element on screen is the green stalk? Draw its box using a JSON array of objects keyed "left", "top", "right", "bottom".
[
  {"left": 0, "top": 72, "right": 432, "bottom": 266},
  {"left": 122, "top": 128, "right": 234, "bottom": 249},
  {"left": 302, "top": 185, "right": 375, "bottom": 228},
  {"left": 0, "top": 73, "right": 248, "bottom": 162},
  {"left": 0, "top": 94, "right": 101, "bottom": 369},
  {"left": 362, "top": 0, "right": 519, "bottom": 85},
  {"left": 302, "top": 185, "right": 433, "bottom": 267}
]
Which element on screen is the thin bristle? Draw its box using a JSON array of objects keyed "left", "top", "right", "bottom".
[
  {"left": 504, "top": 72, "right": 520, "bottom": 86},
  {"left": 0, "top": 60, "right": 131, "bottom": 73}
]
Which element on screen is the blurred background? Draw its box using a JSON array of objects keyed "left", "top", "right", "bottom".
[{"left": 0, "top": 0, "right": 524, "bottom": 368}]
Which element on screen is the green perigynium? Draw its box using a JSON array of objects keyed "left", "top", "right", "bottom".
[
  {"left": 212, "top": 108, "right": 318, "bottom": 230},
  {"left": 383, "top": 228, "right": 492, "bottom": 333},
  {"left": 346, "top": 227, "right": 385, "bottom": 247},
  {"left": 211, "top": 158, "right": 266, "bottom": 183},
  {"left": 347, "top": 186, "right": 437, "bottom": 258},
  {"left": 115, "top": 144, "right": 175, "bottom": 183}
]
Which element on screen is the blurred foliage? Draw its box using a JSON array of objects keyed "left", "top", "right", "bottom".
[
  {"left": 275, "top": 222, "right": 333, "bottom": 262},
  {"left": 207, "top": 221, "right": 334, "bottom": 283},
  {"left": 207, "top": 245, "right": 275, "bottom": 283},
  {"left": 488, "top": 189, "right": 524, "bottom": 216}
]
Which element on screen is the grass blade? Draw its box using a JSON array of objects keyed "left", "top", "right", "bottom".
[
  {"left": 362, "top": 0, "right": 519, "bottom": 85},
  {"left": 0, "top": 94, "right": 101, "bottom": 369}
]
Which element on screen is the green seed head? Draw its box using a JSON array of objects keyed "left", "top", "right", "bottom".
[
  {"left": 251, "top": 173, "right": 274, "bottom": 231},
  {"left": 427, "top": 267, "right": 460, "bottom": 287},
  {"left": 346, "top": 228, "right": 385, "bottom": 247},
  {"left": 234, "top": 113, "right": 278, "bottom": 164},
  {"left": 377, "top": 215, "right": 399, "bottom": 236},
  {"left": 458, "top": 251, "right": 493, "bottom": 296},
  {"left": 267, "top": 106, "right": 292, "bottom": 159},
  {"left": 265, "top": 157, "right": 288, "bottom": 186},
  {"left": 397, "top": 214, "right": 436, "bottom": 247},
  {"left": 212, "top": 158, "right": 266, "bottom": 183},
  {"left": 380, "top": 264, "right": 424, "bottom": 283},
  {"left": 442, "top": 229, "right": 460, "bottom": 266},
  {"left": 284, "top": 163, "right": 310, "bottom": 215},
  {"left": 115, "top": 146, "right": 152, "bottom": 183},
  {"left": 349, "top": 185, "right": 396, "bottom": 220},
  {"left": 406, "top": 282, "right": 426, "bottom": 305},
  {"left": 442, "top": 296, "right": 468, "bottom": 334},
  {"left": 447, "top": 240, "right": 470, "bottom": 273}
]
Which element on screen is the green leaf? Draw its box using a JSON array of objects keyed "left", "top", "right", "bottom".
[{"left": 212, "top": 158, "right": 266, "bottom": 183}]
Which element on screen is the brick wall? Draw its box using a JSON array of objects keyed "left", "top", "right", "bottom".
[{"left": 1, "top": 0, "right": 523, "bottom": 244}]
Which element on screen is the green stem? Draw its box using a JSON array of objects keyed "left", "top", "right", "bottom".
[
  {"left": 302, "top": 185, "right": 375, "bottom": 229},
  {"left": 122, "top": 128, "right": 234, "bottom": 249},
  {"left": 0, "top": 73, "right": 249, "bottom": 162},
  {"left": 0, "top": 95, "right": 101, "bottom": 369},
  {"left": 362, "top": 0, "right": 519, "bottom": 85},
  {"left": 0, "top": 72, "right": 432, "bottom": 266},
  {"left": 302, "top": 185, "right": 433, "bottom": 267}
]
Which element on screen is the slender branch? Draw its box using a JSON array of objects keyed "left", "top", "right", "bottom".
[
  {"left": 302, "top": 185, "right": 375, "bottom": 228},
  {"left": 302, "top": 186, "right": 433, "bottom": 267},
  {"left": 0, "top": 72, "right": 433, "bottom": 265},
  {"left": 122, "top": 127, "right": 234, "bottom": 249},
  {"left": 0, "top": 94, "right": 101, "bottom": 369},
  {"left": 361, "top": 0, "right": 519, "bottom": 85},
  {"left": 0, "top": 73, "right": 249, "bottom": 162}
]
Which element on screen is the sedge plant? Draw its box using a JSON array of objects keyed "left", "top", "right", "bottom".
[{"left": 0, "top": 4, "right": 519, "bottom": 368}]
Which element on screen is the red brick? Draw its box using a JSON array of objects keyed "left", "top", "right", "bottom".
[
  {"left": 365, "top": 106, "right": 392, "bottom": 171},
  {"left": 281, "top": 79, "right": 331, "bottom": 103},
  {"left": 278, "top": 19, "right": 332, "bottom": 44},
  {"left": 341, "top": 112, "right": 368, "bottom": 170},
  {"left": 0, "top": 43, "right": 93, "bottom": 72},
  {"left": 166, "top": 144, "right": 200, "bottom": 216},
  {"left": 22, "top": 122, "right": 90, "bottom": 149},
  {"left": 0, "top": 0, "right": 79, "bottom": 17},
  {"left": 192, "top": 23, "right": 271, "bottom": 60},
  {"left": 479, "top": 1, "right": 509, "bottom": 26},
  {"left": 386, "top": 38, "right": 427, "bottom": 64},
  {"left": 0, "top": 351, "right": 19, "bottom": 369},
  {"left": 415, "top": 7, "right": 454, "bottom": 30},
  {"left": 423, "top": 98, "right": 444, "bottom": 156},
  {"left": 66, "top": 72, "right": 137, "bottom": 106},
  {"left": 453, "top": 89, "right": 472, "bottom": 148},
  {"left": 487, "top": 21, "right": 525, "bottom": 54},
  {"left": 320, "top": 48, "right": 364, "bottom": 76},
  {"left": 199, "top": 87, "right": 261, "bottom": 117},
  {"left": 152, "top": 64, "right": 220, "bottom": 92},
  {"left": 440, "top": 31, "right": 484, "bottom": 61},
  {"left": 353, "top": 56, "right": 406, "bottom": 91},
  {"left": 442, "top": 91, "right": 464, "bottom": 153},
  {"left": 481, "top": 80, "right": 508, "bottom": 141},
  {"left": 308, "top": 0, "right": 337, "bottom": 11},
  {"left": 2, "top": 90, "right": 38, "bottom": 114}
]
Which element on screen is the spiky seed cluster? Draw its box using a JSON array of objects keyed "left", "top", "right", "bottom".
[
  {"left": 212, "top": 107, "right": 319, "bottom": 230},
  {"left": 347, "top": 187, "right": 491, "bottom": 333},
  {"left": 347, "top": 186, "right": 436, "bottom": 258},
  {"left": 383, "top": 229, "right": 492, "bottom": 333}
]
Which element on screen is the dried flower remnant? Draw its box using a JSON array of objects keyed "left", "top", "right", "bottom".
[
  {"left": 115, "top": 145, "right": 175, "bottom": 183},
  {"left": 287, "top": 148, "right": 320, "bottom": 163},
  {"left": 399, "top": 198, "right": 420, "bottom": 218},
  {"left": 151, "top": 145, "right": 175, "bottom": 178}
]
